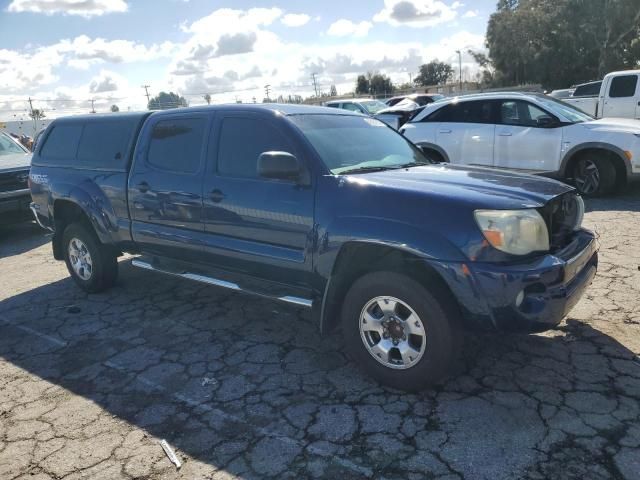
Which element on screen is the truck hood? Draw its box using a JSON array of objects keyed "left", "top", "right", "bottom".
[
  {"left": 0, "top": 152, "right": 32, "bottom": 172},
  {"left": 343, "top": 164, "right": 574, "bottom": 209},
  {"left": 583, "top": 118, "right": 640, "bottom": 134}
]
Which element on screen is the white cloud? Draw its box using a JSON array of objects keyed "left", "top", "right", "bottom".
[
  {"left": 463, "top": 10, "right": 478, "bottom": 18},
  {"left": 327, "top": 19, "right": 372, "bottom": 38},
  {"left": 88, "top": 70, "right": 126, "bottom": 93},
  {"left": 7, "top": 0, "right": 128, "bottom": 17},
  {"left": 281, "top": 13, "right": 310, "bottom": 27},
  {"left": 373, "top": 0, "right": 460, "bottom": 27}
]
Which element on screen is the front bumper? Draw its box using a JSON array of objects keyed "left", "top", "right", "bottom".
[
  {"left": 430, "top": 229, "right": 598, "bottom": 333},
  {"left": 0, "top": 192, "right": 32, "bottom": 225}
]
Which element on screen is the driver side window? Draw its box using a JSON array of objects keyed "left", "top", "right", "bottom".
[{"left": 499, "top": 101, "right": 550, "bottom": 127}]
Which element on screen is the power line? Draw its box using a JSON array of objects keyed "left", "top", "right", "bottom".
[
  {"left": 264, "top": 84, "right": 271, "bottom": 101},
  {"left": 311, "top": 73, "right": 319, "bottom": 97}
]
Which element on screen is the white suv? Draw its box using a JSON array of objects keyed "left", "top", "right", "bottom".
[{"left": 401, "top": 92, "right": 640, "bottom": 196}]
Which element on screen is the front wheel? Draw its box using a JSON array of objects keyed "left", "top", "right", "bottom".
[
  {"left": 62, "top": 223, "right": 118, "bottom": 293},
  {"left": 341, "top": 271, "right": 461, "bottom": 391},
  {"left": 572, "top": 156, "right": 616, "bottom": 197}
]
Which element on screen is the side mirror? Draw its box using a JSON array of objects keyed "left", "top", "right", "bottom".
[
  {"left": 536, "top": 115, "right": 557, "bottom": 128},
  {"left": 258, "top": 151, "right": 300, "bottom": 181}
]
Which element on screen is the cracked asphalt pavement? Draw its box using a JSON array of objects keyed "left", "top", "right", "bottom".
[{"left": 0, "top": 185, "right": 639, "bottom": 480}]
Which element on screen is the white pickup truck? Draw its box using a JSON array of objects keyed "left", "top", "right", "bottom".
[{"left": 564, "top": 70, "right": 640, "bottom": 119}]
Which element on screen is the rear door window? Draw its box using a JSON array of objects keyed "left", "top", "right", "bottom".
[
  {"left": 573, "top": 82, "right": 601, "bottom": 97},
  {"left": 147, "top": 118, "right": 205, "bottom": 173},
  {"left": 77, "top": 121, "right": 136, "bottom": 169},
  {"left": 609, "top": 75, "right": 638, "bottom": 98},
  {"left": 40, "top": 124, "right": 83, "bottom": 160}
]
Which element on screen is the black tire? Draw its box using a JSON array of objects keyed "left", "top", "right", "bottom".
[
  {"left": 62, "top": 222, "right": 118, "bottom": 293},
  {"left": 341, "top": 271, "right": 461, "bottom": 391},
  {"left": 572, "top": 155, "right": 616, "bottom": 197}
]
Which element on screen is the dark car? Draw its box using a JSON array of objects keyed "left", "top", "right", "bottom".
[
  {"left": 29, "top": 105, "right": 597, "bottom": 390},
  {"left": 0, "top": 131, "right": 32, "bottom": 225}
]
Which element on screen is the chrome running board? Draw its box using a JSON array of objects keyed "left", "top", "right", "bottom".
[{"left": 131, "top": 259, "right": 312, "bottom": 308}]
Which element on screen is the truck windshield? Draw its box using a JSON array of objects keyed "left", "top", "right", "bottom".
[
  {"left": 0, "top": 132, "right": 28, "bottom": 156},
  {"left": 533, "top": 95, "right": 594, "bottom": 123},
  {"left": 289, "top": 114, "right": 428, "bottom": 174}
]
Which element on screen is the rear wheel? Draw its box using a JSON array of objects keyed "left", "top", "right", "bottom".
[
  {"left": 572, "top": 155, "right": 616, "bottom": 196},
  {"left": 341, "top": 271, "right": 461, "bottom": 391},
  {"left": 62, "top": 223, "right": 118, "bottom": 293}
]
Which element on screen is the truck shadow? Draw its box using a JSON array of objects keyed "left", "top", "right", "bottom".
[
  {"left": 0, "top": 221, "right": 50, "bottom": 258},
  {"left": 584, "top": 181, "right": 640, "bottom": 213},
  {"left": 0, "top": 264, "right": 637, "bottom": 479}
]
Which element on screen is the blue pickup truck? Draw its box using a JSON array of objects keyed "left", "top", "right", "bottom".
[{"left": 29, "top": 105, "right": 598, "bottom": 390}]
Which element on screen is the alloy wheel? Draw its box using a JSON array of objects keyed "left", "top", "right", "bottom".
[
  {"left": 359, "top": 296, "right": 427, "bottom": 370},
  {"left": 574, "top": 159, "right": 600, "bottom": 195},
  {"left": 68, "top": 237, "right": 93, "bottom": 281}
]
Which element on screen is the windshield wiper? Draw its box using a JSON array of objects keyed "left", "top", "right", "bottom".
[
  {"left": 340, "top": 163, "right": 431, "bottom": 174},
  {"left": 338, "top": 165, "right": 399, "bottom": 174}
]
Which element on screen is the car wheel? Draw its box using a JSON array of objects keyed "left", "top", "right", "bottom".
[
  {"left": 341, "top": 271, "right": 461, "bottom": 391},
  {"left": 62, "top": 222, "right": 118, "bottom": 293},
  {"left": 572, "top": 156, "right": 616, "bottom": 197}
]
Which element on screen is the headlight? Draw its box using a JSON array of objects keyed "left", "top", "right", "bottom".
[
  {"left": 474, "top": 209, "right": 549, "bottom": 255},
  {"left": 573, "top": 195, "right": 585, "bottom": 231}
]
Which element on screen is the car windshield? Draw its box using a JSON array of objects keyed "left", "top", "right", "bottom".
[
  {"left": 533, "top": 95, "right": 593, "bottom": 123},
  {"left": 360, "top": 100, "right": 387, "bottom": 114},
  {"left": 289, "top": 114, "right": 428, "bottom": 174},
  {"left": 0, "top": 132, "right": 27, "bottom": 156}
]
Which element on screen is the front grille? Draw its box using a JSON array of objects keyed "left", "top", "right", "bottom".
[
  {"left": 540, "top": 193, "right": 583, "bottom": 250},
  {"left": 0, "top": 169, "right": 29, "bottom": 193}
]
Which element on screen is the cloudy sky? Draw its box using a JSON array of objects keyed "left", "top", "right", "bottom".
[{"left": 0, "top": 0, "right": 494, "bottom": 119}]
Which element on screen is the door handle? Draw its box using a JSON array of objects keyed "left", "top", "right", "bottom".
[
  {"left": 438, "top": 129, "right": 452, "bottom": 134},
  {"left": 210, "top": 189, "right": 226, "bottom": 203},
  {"left": 137, "top": 181, "right": 150, "bottom": 193},
  {"left": 498, "top": 132, "right": 513, "bottom": 136}
]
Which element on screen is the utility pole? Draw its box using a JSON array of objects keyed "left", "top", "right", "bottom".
[
  {"left": 141, "top": 84, "right": 151, "bottom": 105},
  {"left": 28, "top": 97, "right": 36, "bottom": 136},
  {"left": 311, "top": 73, "right": 319, "bottom": 97},
  {"left": 264, "top": 85, "right": 271, "bottom": 102},
  {"left": 90, "top": 99, "right": 96, "bottom": 114},
  {"left": 455, "top": 50, "right": 462, "bottom": 93}
]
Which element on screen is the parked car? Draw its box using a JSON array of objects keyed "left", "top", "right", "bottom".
[
  {"left": 401, "top": 92, "right": 640, "bottom": 196},
  {"left": 375, "top": 98, "right": 428, "bottom": 129},
  {"left": 0, "top": 130, "right": 32, "bottom": 225},
  {"left": 29, "top": 106, "right": 597, "bottom": 390},
  {"left": 563, "top": 71, "right": 640, "bottom": 119},
  {"left": 548, "top": 88, "right": 575, "bottom": 99},
  {"left": 385, "top": 93, "right": 445, "bottom": 107},
  {"left": 324, "top": 98, "right": 387, "bottom": 115}
]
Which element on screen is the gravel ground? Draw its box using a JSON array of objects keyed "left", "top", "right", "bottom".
[{"left": 0, "top": 184, "right": 639, "bottom": 480}]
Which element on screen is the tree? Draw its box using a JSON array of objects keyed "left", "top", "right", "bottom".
[
  {"left": 369, "top": 73, "right": 394, "bottom": 95},
  {"left": 468, "top": 50, "right": 495, "bottom": 86},
  {"left": 485, "top": 0, "right": 640, "bottom": 89},
  {"left": 414, "top": 61, "right": 453, "bottom": 86},
  {"left": 110, "top": 105, "right": 120, "bottom": 112},
  {"left": 29, "top": 109, "right": 46, "bottom": 121},
  {"left": 356, "top": 75, "right": 369, "bottom": 94},
  {"left": 203, "top": 93, "right": 211, "bottom": 105},
  {"left": 329, "top": 84, "right": 338, "bottom": 97},
  {"left": 148, "top": 91, "right": 188, "bottom": 110}
]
